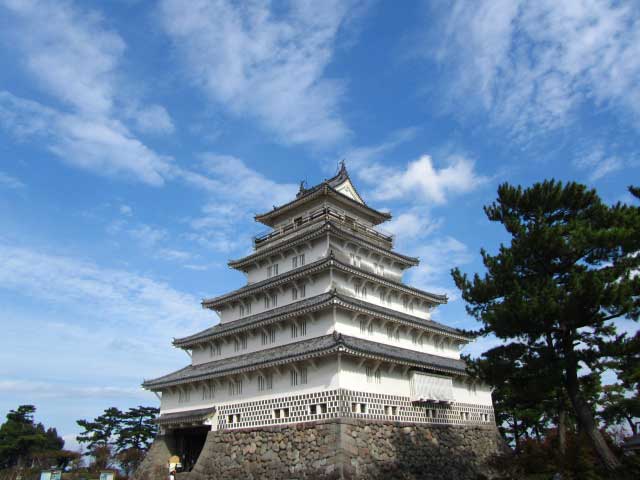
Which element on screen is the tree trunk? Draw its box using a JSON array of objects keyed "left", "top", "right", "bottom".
[
  {"left": 564, "top": 348, "right": 621, "bottom": 470},
  {"left": 558, "top": 408, "right": 567, "bottom": 456},
  {"left": 626, "top": 416, "right": 637, "bottom": 436}
]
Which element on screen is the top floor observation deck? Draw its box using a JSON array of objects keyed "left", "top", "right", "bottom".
[{"left": 254, "top": 206, "right": 394, "bottom": 251}]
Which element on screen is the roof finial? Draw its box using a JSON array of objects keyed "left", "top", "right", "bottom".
[
  {"left": 297, "top": 180, "right": 307, "bottom": 197},
  {"left": 338, "top": 158, "right": 347, "bottom": 174}
]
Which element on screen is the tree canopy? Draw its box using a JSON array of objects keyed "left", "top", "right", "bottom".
[{"left": 452, "top": 181, "right": 640, "bottom": 471}]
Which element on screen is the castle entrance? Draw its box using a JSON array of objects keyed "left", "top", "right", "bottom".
[{"left": 170, "top": 426, "right": 210, "bottom": 472}]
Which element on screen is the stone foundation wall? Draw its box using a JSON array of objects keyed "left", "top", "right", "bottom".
[
  {"left": 135, "top": 419, "right": 507, "bottom": 480},
  {"left": 132, "top": 435, "right": 174, "bottom": 480}
]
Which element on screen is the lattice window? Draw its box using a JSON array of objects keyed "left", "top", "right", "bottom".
[
  {"left": 309, "top": 403, "right": 327, "bottom": 415},
  {"left": 300, "top": 284, "right": 306, "bottom": 298},
  {"left": 261, "top": 325, "right": 276, "bottom": 345},
  {"left": 229, "top": 379, "right": 243, "bottom": 396},
  {"left": 292, "top": 287, "right": 298, "bottom": 300},
  {"left": 202, "top": 383, "right": 215, "bottom": 400},
  {"left": 271, "top": 293, "right": 278, "bottom": 307},
  {"left": 209, "top": 342, "right": 221, "bottom": 357},
  {"left": 384, "top": 405, "right": 398, "bottom": 416},
  {"left": 178, "top": 389, "right": 191, "bottom": 404},
  {"left": 234, "top": 334, "right": 247, "bottom": 352},
  {"left": 366, "top": 366, "right": 381, "bottom": 384},
  {"left": 290, "top": 369, "right": 298, "bottom": 386},
  {"left": 239, "top": 304, "right": 245, "bottom": 317},
  {"left": 411, "top": 331, "right": 423, "bottom": 346},
  {"left": 258, "top": 373, "right": 273, "bottom": 391},
  {"left": 267, "top": 263, "right": 279, "bottom": 278},
  {"left": 300, "top": 366, "right": 308, "bottom": 385}
]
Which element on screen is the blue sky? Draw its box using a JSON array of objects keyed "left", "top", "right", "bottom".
[{"left": 1, "top": 0, "right": 639, "bottom": 449}]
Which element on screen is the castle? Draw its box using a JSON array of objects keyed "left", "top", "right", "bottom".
[{"left": 135, "top": 164, "right": 504, "bottom": 479}]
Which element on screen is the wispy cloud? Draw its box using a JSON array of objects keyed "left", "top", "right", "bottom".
[
  {"left": 0, "top": 0, "right": 173, "bottom": 184},
  {"left": 424, "top": 0, "right": 640, "bottom": 138},
  {"left": 178, "top": 154, "right": 298, "bottom": 253},
  {"left": 573, "top": 145, "right": 624, "bottom": 182},
  {"left": 159, "top": 0, "right": 364, "bottom": 146},
  {"left": 0, "top": 171, "right": 24, "bottom": 189},
  {"left": 344, "top": 129, "right": 487, "bottom": 205}
]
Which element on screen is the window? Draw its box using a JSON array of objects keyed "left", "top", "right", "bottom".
[
  {"left": 351, "top": 403, "right": 367, "bottom": 413},
  {"left": 245, "top": 303, "right": 251, "bottom": 315},
  {"left": 461, "top": 412, "right": 469, "bottom": 421},
  {"left": 234, "top": 334, "right": 247, "bottom": 352},
  {"left": 354, "top": 283, "right": 361, "bottom": 296},
  {"left": 228, "top": 414, "right": 241, "bottom": 424},
  {"left": 355, "top": 283, "right": 366, "bottom": 299},
  {"left": 375, "top": 264, "right": 385, "bottom": 276},
  {"left": 209, "top": 342, "right": 221, "bottom": 357},
  {"left": 411, "top": 331, "right": 423, "bottom": 346},
  {"left": 292, "top": 287, "right": 298, "bottom": 300},
  {"left": 273, "top": 408, "right": 290, "bottom": 419},
  {"left": 178, "top": 389, "right": 191, "bottom": 403},
  {"left": 300, "top": 284, "right": 306, "bottom": 298},
  {"left": 309, "top": 403, "right": 327, "bottom": 415},
  {"left": 290, "top": 319, "right": 307, "bottom": 338},
  {"left": 483, "top": 413, "right": 489, "bottom": 422},
  {"left": 202, "top": 384, "right": 215, "bottom": 400},
  {"left": 264, "top": 295, "right": 270, "bottom": 309},
  {"left": 349, "top": 253, "right": 361, "bottom": 268},
  {"left": 403, "top": 297, "right": 409, "bottom": 310},
  {"left": 292, "top": 254, "right": 305, "bottom": 268},
  {"left": 267, "top": 263, "right": 279, "bottom": 278},
  {"left": 300, "top": 366, "right": 308, "bottom": 384},
  {"left": 258, "top": 373, "right": 273, "bottom": 391},
  {"left": 359, "top": 318, "right": 373, "bottom": 335},
  {"left": 386, "top": 325, "right": 394, "bottom": 340},
  {"left": 290, "top": 369, "right": 298, "bottom": 386},
  {"left": 379, "top": 291, "right": 385, "bottom": 303},
  {"left": 384, "top": 405, "right": 398, "bottom": 416},
  {"left": 271, "top": 293, "right": 278, "bottom": 307},
  {"left": 239, "top": 304, "right": 245, "bottom": 317},
  {"left": 261, "top": 325, "right": 276, "bottom": 345},
  {"left": 362, "top": 287, "right": 367, "bottom": 299},
  {"left": 229, "top": 379, "right": 243, "bottom": 396},
  {"left": 366, "top": 366, "right": 381, "bottom": 384}
]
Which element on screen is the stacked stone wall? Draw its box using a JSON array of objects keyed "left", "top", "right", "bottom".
[{"left": 136, "top": 419, "right": 507, "bottom": 480}]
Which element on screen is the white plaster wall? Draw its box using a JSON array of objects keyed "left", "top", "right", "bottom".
[
  {"left": 333, "top": 308, "right": 460, "bottom": 360},
  {"left": 160, "top": 356, "right": 338, "bottom": 414},
  {"left": 332, "top": 269, "right": 434, "bottom": 322},
  {"left": 191, "top": 309, "right": 334, "bottom": 365},
  {"left": 337, "top": 355, "right": 411, "bottom": 396},
  {"left": 452, "top": 379, "right": 494, "bottom": 406},
  {"left": 330, "top": 237, "right": 405, "bottom": 281},
  {"left": 219, "top": 268, "right": 333, "bottom": 324},
  {"left": 246, "top": 236, "right": 329, "bottom": 284}
]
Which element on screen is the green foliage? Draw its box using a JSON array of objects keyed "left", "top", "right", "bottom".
[
  {"left": 452, "top": 181, "right": 640, "bottom": 470},
  {"left": 76, "top": 405, "right": 158, "bottom": 473},
  {"left": 0, "top": 405, "right": 69, "bottom": 470}
]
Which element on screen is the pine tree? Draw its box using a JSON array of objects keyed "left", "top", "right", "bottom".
[{"left": 452, "top": 181, "right": 640, "bottom": 470}]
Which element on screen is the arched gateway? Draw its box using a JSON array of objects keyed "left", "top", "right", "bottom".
[{"left": 134, "top": 164, "right": 505, "bottom": 480}]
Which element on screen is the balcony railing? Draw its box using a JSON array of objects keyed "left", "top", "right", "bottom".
[{"left": 254, "top": 207, "right": 394, "bottom": 248}]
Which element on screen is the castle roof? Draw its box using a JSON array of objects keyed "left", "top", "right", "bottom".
[
  {"left": 142, "top": 332, "right": 467, "bottom": 390},
  {"left": 176, "top": 291, "right": 468, "bottom": 349},
  {"left": 229, "top": 219, "right": 419, "bottom": 270},
  {"left": 254, "top": 163, "right": 391, "bottom": 227},
  {"left": 202, "top": 253, "right": 446, "bottom": 310}
]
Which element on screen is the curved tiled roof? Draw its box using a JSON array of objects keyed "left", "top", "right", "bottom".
[
  {"left": 255, "top": 165, "right": 391, "bottom": 226},
  {"left": 228, "top": 220, "right": 419, "bottom": 270},
  {"left": 202, "top": 254, "right": 446, "bottom": 309},
  {"left": 142, "top": 333, "right": 468, "bottom": 390},
  {"left": 177, "top": 291, "right": 467, "bottom": 349}
]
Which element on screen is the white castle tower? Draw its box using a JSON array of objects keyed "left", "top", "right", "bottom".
[{"left": 140, "top": 163, "right": 496, "bottom": 476}]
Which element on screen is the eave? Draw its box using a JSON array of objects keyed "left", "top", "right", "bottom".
[
  {"left": 228, "top": 221, "right": 419, "bottom": 270},
  {"left": 178, "top": 291, "right": 468, "bottom": 349},
  {"left": 202, "top": 254, "right": 446, "bottom": 310},
  {"left": 142, "top": 333, "right": 468, "bottom": 391},
  {"left": 254, "top": 185, "right": 391, "bottom": 227}
]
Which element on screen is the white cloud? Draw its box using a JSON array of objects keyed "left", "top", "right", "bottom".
[
  {"left": 406, "top": 236, "right": 473, "bottom": 298},
  {"left": 0, "top": 0, "right": 173, "bottom": 184},
  {"left": 0, "top": 242, "right": 209, "bottom": 333},
  {"left": 385, "top": 210, "right": 443, "bottom": 242},
  {"left": 159, "top": 0, "right": 362, "bottom": 146},
  {"left": 119, "top": 204, "right": 133, "bottom": 216},
  {"left": 426, "top": 0, "right": 640, "bottom": 136},
  {"left": 355, "top": 154, "right": 486, "bottom": 205},
  {"left": 128, "top": 104, "right": 175, "bottom": 135},
  {"left": 0, "top": 171, "right": 24, "bottom": 189},
  {"left": 129, "top": 224, "right": 167, "bottom": 248},
  {"left": 0, "top": 380, "right": 147, "bottom": 400},
  {"left": 177, "top": 154, "right": 298, "bottom": 253},
  {"left": 573, "top": 146, "right": 624, "bottom": 182}
]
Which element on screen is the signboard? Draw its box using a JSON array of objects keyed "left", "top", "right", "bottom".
[
  {"left": 40, "top": 471, "right": 61, "bottom": 480},
  {"left": 99, "top": 471, "right": 115, "bottom": 480}
]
